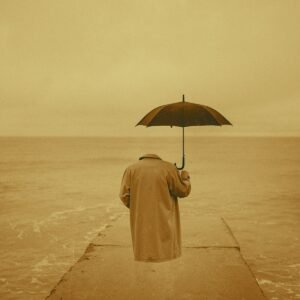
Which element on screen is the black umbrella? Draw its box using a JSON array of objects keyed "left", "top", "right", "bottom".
[{"left": 136, "top": 95, "right": 232, "bottom": 170}]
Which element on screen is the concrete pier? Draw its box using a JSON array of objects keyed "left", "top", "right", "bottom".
[{"left": 46, "top": 213, "right": 266, "bottom": 300}]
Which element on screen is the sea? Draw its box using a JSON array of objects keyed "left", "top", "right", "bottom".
[{"left": 0, "top": 136, "right": 299, "bottom": 300}]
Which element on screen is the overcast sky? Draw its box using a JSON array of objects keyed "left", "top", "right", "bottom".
[{"left": 1, "top": 0, "right": 299, "bottom": 136}]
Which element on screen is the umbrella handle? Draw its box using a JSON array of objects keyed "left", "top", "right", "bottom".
[{"left": 175, "top": 155, "right": 185, "bottom": 170}]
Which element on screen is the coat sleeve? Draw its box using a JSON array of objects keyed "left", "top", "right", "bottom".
[
  {"left": 167, "top": 166, "right": 191, "bottom": 198},
  {"left": 119, "top": 167, "right": 131, "bottom": 208}
]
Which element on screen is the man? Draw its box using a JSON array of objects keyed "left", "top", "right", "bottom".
[{"left": 119, "top": 154, "right": 191, "bottom": 262}]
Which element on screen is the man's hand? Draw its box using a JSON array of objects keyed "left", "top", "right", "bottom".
[{"left": 180, "top": 170, "right": 190, "bottom": 180}]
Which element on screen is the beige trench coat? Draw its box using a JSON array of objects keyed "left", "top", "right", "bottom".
[{"left": 119, "top": 154, "right": 191, "bottom": 262}]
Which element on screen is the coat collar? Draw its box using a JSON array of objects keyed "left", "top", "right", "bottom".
[{"left": 139, "top": 154, "right": 162, "bottom": 160}]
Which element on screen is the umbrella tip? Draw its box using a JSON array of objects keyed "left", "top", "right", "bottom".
[{"left": 182, "top": 94, "right": 185, "bottom": 102}]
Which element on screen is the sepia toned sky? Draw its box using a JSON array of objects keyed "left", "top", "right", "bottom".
[{"left": 1, "top": 0, "right": 299, "bottom": 137}]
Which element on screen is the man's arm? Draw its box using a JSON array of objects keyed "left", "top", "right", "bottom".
[
  {"left": 119, "top": 168, "right": 131, "bottom": 208},
  {"left": 168, "top": 167, "right": 191, "bottom": 198}
]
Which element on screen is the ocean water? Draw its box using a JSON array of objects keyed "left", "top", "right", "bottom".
[{"left": 0, "top": 136, "right": 299, "bottom": 300}]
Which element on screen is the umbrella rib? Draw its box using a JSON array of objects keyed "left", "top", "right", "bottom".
[
  {"left": 135, "top": 104, "right": 168, "bottom": 126},
  {"left": 147, "top": 103, "right": 179, "bottom": 127},
  {"left": 146, "top": 104, "right": 172, "bottom": 127},
  {"left": 138, "top": 102, "right": 179, "bottom": 127},
  {"left": 201, "top": 105, "right": 232, "bottom": 125}
]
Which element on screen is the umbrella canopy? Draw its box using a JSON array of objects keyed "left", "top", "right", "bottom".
[
  {"left": 136, "top": 99, "right": 232, "bottom": 127},
  {"left": 136, "top": 95, "right": 232, "bottom": 170}
]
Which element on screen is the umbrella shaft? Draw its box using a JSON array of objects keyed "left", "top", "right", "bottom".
[
  {"left": 182, "top": 126, "right": 185, "bottom": 158},
  {"left": 175, "top": 127, "right": 185, "bottom": 170}
]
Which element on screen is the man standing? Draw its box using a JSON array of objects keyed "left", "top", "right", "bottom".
[{"left": 119, "top": 154, "right": 191, "bottom": 262}]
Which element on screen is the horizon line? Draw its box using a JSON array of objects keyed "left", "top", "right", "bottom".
[{"left": 0, "top": 134, "right": 299, "bottom": 138}]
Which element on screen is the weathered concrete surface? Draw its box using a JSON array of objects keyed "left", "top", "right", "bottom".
[
  {"left": 94, "top": 213, "right": 239, "bottom": 249},
  {"left": 46, "top": 213, "right": 266, "bottom": 300}
]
